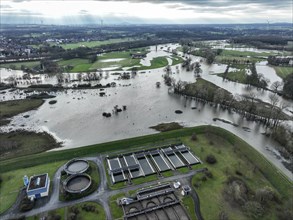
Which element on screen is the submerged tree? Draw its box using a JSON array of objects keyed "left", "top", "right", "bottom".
[
  {"left": 194, "top": 62, "right": 202, "bottom": 77},
  {"left": 283, "top": 73, "right": 293, "bottom": 98}
]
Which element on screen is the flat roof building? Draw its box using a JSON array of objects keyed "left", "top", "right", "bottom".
[{"left": 26, "top": 173, "right": 50, "bottom": 200}]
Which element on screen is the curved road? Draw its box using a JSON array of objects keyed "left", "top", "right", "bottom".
[{"left": 1, "top": 155, "right": 204, "bottom": 220}]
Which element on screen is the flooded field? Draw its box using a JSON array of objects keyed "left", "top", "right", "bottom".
[{"left": 0, "top": 43, "right": 292, "bottom": 179}]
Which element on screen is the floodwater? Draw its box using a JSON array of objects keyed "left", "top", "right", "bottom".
[
  {"left": 100, "top": 58, "right": 126, "bottom": 62},
  {"left": 207, "top": 40, "right": 283, "bottom": 54},
  {"left": 0, "top": 43, "right": 292, "bottom": 180}
]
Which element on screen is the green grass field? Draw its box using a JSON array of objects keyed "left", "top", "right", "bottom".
[
  {"left": 183, "top": 131, "right": 292, "bottom": 220},
  {"left": 182, "top": 195, "right": 197, "bottom": 220},
  {"left": 131, "top": 174, "right": 158, "bottom": 185},
  {"left": 1, "top": 48, "right": 182, "bottom": 73},
  {"left": 171, "top": 55, "right": 184, "bottom": 65},
  {"left": 90, "top": 52, "right": 141, "bottom": 70},
  {"left": 0, "top": 160, "right": 66, "bottom": 214},
  {"left": 0, "top": 99, "right": 44, "bottom": 120},
  {"left": 0, "top": 131, "right": 61, "bottom": 160},
  {"left": 57, "top": 38, "right": 135, "bottom": 50},
  {"left": 0, "top": 61, "right": 40, "bottom": 70},
  {"left": 109, "top": 193, "right": 126, "bottom": 219},
  {"left": 58, "top": 58, "right": 92, "bottom": 72},
  {"left": 58, "top": 54, "right": 176, "bottom": 72},
  {"left": 184, "top": 78, "right": 231, "bottom": 102},
  {"left": 220, "top": 50, "right": 276, "bottom": 57},
  {"left": 0, "top": 99, "right": 61, "bottom": 160},
  {"left": 218, "top": 69, "right": 248, "bottom": 84},
  {"left": 29, "top": 202, "right": 106, "bottom": 220},
  {"left": 272, "top": 66, "right": 292, "bottom": 79},
  {"left": 137, "top": 56, "right": 169, "bottom": 70},
  {"left": 215, "top": 56, "right": 262, "bottom": 63},
  {"left": 215, "top": 49, "right": 275, "bottom": 64},
  {"left": 58, "top": 50, "right": 140, "bottom": 72}
]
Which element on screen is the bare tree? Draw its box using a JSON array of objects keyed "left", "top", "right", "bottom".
[
  {"left": 194, "top": 62, "right": 202, "bottom": 77},
  {"left": 271, "top": 81, "right": 283, "bottom": 92},
  {"left": 165, "top": 65, "right": 172, "bottom": 75},
  {"left": 77, "top": 73, "right": 82, "bottom": 81}
]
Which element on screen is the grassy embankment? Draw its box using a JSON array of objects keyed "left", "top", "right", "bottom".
[
  {"left": 1, "top": 126, "right": 292, "bottom": 218},
  {"left": 28, "top": 202, "right": 106, "bottom": 220},
  {"left": 0, "top": 160, "right": 66, "bottom": 214},
  {"left": 0, "top": 99, "right": 61, "bottom": 160},
  {"left": 272, "top": 66, "right": 292, "bottom": 79}
]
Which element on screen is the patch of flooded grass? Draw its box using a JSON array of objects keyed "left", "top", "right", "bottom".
[{"left": 150, "top": 122, "right": 183, "bottom": 132}]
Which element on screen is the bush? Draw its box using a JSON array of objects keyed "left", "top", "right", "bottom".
[
  {"left": 204, "top": 169, "right": 213, "bottom": 178},
  {"left": 235, "top": 170, "right": 243, "bottom": 176},
  {"left": 277, "top": 210, "right": 293, "bottom": 220},
  {"left": 242, "top": 201, "right": 264, "bottom": 219},
  {"left": 28, "top": 84, "right": 54, "bottom": 88},
  {"left": 19, "top": 197, "right": 34, "bottom": 212},
  {"left": 68, "top": 212, "right": 77, "bottom": 220},
  {"left": 11, "top": 216, "right": 26, "bottom": 220},
  {"left": 70, "top": 206, "right": 80, "bottom": 214},
  {"left": 206, "top": 154, "right": 217, "bottom": 164},
  {"left": 201, "top": 175, "right": 207, "bottom": 181},
  {"left": 82, "top": 204, "right": 97, "bottom": 212},
  {"left": 255, "top": 187, "right": 277, "bottom": 206},
  {"left": 191, "top": 132, "right": 197, "bottom": 141},
  {"left": 223, "top": 177, "right": 248, "bottom": 206},
  {"left": 194, "top": 182, "right": 200, "bottom": 188},
  {"left": 219, "top": 211, "right": 229, "bottom": 220}
]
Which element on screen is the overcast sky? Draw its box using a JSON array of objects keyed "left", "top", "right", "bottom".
[{"left": 0, "top": 0, "right": 292, "bottom": 25}]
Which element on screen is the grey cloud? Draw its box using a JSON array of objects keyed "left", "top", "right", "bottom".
[
  {"left": 12, "top": 0, "right": 31, "bottom": 2},
  {"left": 79, "top": 10, "right": 89, "bottom": 15},
  {"left": 1, "top": 11, "right": 42, "bottom": 16},
  {"left": 96, "top": 0, "right": 291, "bottom": 9},
  {"left": 0, "top": 5, "right": 12, "bottom": 8}
]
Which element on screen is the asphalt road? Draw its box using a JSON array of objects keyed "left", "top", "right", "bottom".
[{"left": 1, "top": 156, "right": 204, "bottom": 220}]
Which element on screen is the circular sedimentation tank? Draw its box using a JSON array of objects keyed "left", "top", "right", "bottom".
[
  {"left": 64, "top": 173, "right": 92, "bottom": 194},
  {"left": 64, "top": 159, "right": 89, "bottom": 175}
]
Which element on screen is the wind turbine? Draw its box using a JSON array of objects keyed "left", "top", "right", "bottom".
[
  {"left": 266, "top": 18, "right": 274, "bottom": 31},
  {"left": 266, "top": 19, "right": 270, "bottom": 31}
]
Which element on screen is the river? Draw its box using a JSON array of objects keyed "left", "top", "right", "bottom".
[{"left": 0, "top": 43, "right": 292, "bottom": 180}]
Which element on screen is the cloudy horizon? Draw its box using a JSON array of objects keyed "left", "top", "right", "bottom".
[{"left": 0, "top": 0, "right": 292, "bottom": 25}]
